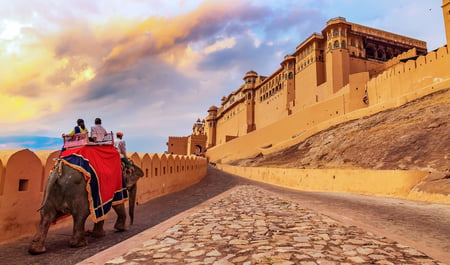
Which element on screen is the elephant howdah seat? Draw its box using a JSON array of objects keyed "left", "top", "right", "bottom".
[{"left": 62, "top": 132, "right": 115, "bottom": 149}]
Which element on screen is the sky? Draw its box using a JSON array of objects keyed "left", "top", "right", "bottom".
[{"left": 0, "top": 0, "right": 446, "bottom": 153}]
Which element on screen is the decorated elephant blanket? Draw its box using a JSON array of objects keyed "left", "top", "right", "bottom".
[{"left": 60, "top": 145, "right": 128, "bottom": 222}]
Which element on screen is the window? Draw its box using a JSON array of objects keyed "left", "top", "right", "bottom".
[
  {"left": 19, "top": 179, "right": 29, "bottom": 191},
  {"left": 334, "top": 40, "right": 339, "bottom": 49}
]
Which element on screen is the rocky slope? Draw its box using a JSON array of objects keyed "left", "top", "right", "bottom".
[{"left": 230, "top": 88, "right": 450, "bottom": 195}]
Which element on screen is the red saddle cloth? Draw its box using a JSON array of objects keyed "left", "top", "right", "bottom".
[{"left": 60, "top": 145, "right": 128, "bottom": 222}]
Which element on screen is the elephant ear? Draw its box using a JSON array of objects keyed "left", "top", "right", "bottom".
[
  {"left": 123, "top": 163, "right": 144, "bottom": 188},
  {"left": 39, "top": 159, "right": 63, "bottom": 211}
]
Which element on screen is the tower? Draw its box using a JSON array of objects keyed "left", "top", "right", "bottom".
[
  {"left": 280, "top": 55, "right": 296, "bottom": 115},
  {"left": 323, "top": 17, "right": 350, "bottom": 94},
  {"left": 242, "top": 70, "right": 257, "bottom": 133},
  {"left": 443, "top": 0, "right": 450, "bottom": 45},
  {"left": 205, "top": 106, "right": 218, "bottom": 148}
]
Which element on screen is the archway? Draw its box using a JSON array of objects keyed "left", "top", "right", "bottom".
[{"left": 195, "top": 145, "right": 203, "bottom": 154}]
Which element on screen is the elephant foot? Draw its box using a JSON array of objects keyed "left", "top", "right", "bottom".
[
  {"left": 70, "top": 237, "right": 88, "bottom": 248},
  {"left": 86, "top": 229, "right": 106, "bottom": 238},
  {"left": 28, "top": 241, "right": 46, "bottom": 255},
  {"left": 114, "top": 223, "right": 126, "bottom": 232},
  {"left": 114, "top": 214, "right": 127, "bottom": 231}
]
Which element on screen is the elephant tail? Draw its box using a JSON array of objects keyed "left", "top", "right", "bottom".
[
  {"left": 128, "top": 183, "right": 137, "bottom": 225},
  {"left": 38, "top": 159, "right": 63, "bottom": 211}
]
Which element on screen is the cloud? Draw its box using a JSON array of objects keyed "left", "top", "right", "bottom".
[{"left": 0, "top": 0, "right": 446, "bottom": 153}]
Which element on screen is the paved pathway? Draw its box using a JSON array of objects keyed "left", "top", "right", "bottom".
[{"left": 80, "top": 185, "right": 446, "bottom": 265}]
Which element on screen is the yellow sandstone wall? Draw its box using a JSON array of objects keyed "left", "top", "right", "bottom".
[
  {"left": 217, "top": 164, "right": 449, "bottom": 204},
  {"left": 368, "top": 46, "right": 450, "bottom": 105},
  {"left": 215, "top": 102, "right": 247, "bottom": 145},
  {"left": 255, "top": 88, "right": 287, "bottom": 129},
  {"left": 0, "top": 150, "right": 207, "bottom": 244}
]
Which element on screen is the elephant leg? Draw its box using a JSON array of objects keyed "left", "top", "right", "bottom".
[
  {"left": 128, "top": 183, "right": 137, "bottom": 225},
  {"left": 28, "top": 209, "right": 57, "bottom": 255},
  {"left": 90, "top": 220, "right": 106, "bottom": 238},
  {"left": 70, "top": 211, "right": 89, "bottom": 248},
  {"left": 113, "top": 203, "right": 127, "bottom": 231}
]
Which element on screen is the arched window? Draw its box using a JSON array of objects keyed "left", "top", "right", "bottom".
[
  {"left": 333, "top": 29, "right": 339, "bottom": 37},
  {"left": 288, "top": 72, "right": 293, "bottom": 79},
  {"left": 366, "top": 46, "right": 375, "bottom": 58},
  {"left": 350, "top": 39, "right": 355, "bottom": 46},
  {"left": 341, "top": 40, "right": 346, "bottom": 49},
  {"left": 386, "top": 49, "right": 393, "bottom": 60},
  {"left": 334, "top": 40, "right": 339, "bottom": 49},
  {"left": 377, "top": 48, "right": 385, "bottom": 60}
]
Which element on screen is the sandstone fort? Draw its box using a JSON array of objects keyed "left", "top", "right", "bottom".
[{"left": 168, "top": 1, "right": 450, "bottom": 166}]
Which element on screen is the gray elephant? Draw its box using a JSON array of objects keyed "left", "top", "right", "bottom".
[{"left": 28, "top": 159, "right": 144, "bottom": 254}]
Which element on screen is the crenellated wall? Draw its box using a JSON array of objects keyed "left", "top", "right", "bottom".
[
  {"left": 0, "top": 149, "right": 207, "bottom": 244},
  {"left": 367, "top": 46, "right": 450, "bottom": 106}
]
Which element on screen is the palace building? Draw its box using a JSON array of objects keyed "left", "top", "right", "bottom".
[{"left": 168, "top": 8, "right": 448, "bottom": 156}]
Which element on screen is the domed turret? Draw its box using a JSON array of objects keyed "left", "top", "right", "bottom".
[{"left": 244, "top": 70, "right": 258, "bottom": 79}]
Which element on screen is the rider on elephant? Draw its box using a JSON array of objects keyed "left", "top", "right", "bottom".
[
  {"left": 115, "top": 132, "right": 131, "bottom": 167},
  {"left": 66, "top": 118, "right": 88, "bottom": 137}
]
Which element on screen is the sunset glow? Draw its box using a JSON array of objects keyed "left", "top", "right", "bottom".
[{"left": 0, "top": 0, "right": 444, "bottom": 152}]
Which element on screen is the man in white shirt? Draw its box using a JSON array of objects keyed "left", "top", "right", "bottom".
[
  {"left": 91, "top": 118, "right": 108, "bottom": 142},
  {"left": 115, "top": 132, "right": 131, "bottom": 167}
]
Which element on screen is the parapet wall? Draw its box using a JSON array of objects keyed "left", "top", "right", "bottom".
[
  {"left": 217, "top": 164, "right": 450, "bottom": 204},
  {"left": 368, "top": 46, "right": 450, "bottom": 106},
  {"left": 0, "top": 149, "right": 207, "bottom": 244}
]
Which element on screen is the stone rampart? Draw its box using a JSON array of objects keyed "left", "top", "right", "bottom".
[
  {"left": 0, "top": 149, "right": 207, "bottom": 244},
  {"left": 217, "top": 164, "right": 450, "bottom": 204}
]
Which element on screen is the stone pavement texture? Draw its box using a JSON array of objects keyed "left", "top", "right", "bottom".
[{"left": 79, "top": 185, "right": 446, "bottom": 265}]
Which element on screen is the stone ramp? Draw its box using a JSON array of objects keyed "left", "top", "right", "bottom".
[{"left": 78, "top": 185, "right": 446, "bottom": 265}]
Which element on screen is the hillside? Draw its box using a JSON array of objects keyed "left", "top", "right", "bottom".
[{"left": 230, "top": 88, "right": 450, "bottom": 195}]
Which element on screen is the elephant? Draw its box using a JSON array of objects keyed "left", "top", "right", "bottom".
[{"left": 28, "top": 159, "right": 144, "bottom": 254}]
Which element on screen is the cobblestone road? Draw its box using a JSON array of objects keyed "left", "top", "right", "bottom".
[{"left": 83, "top": 185, "right": 446, "bottom": 265}]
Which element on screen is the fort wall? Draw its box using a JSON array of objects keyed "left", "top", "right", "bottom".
[
  {"left": 0, "top": 149, "right": 207, "bottom": 244},
  {"left": 215, "top": 102, "right": 247, "bottom": 145},
  {"left": 217, "top": 164, "right": 450, "bottom": 204},
  {"left": 368, "top": 46, "right": 450, "bottom": 106},
  {"left": 255, "top": 88, "right": 287, "bottom": 129}
]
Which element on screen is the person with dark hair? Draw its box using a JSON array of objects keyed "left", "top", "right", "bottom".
[
  {"left": 90, "top": 117, "right": 108, "bottom": 142},
  {"left": 59, "top": 118, "right": 89, "bottom": 156},
  {"left": 66, "top": 118, "right": 88, "bottom": 136}
]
